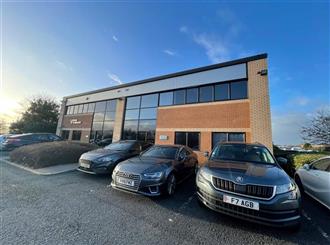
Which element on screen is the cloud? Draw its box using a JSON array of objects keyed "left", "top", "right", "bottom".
[
  {"left": 180, "top": 8, "right": 244, "bottom": 64},
  {"left": 290, "top": 96, "right": 311, "bottom": 106},
  {"left": 163, "top": 49, "right": 176, "bottom": 56},
  {"left": 112, "top": 35, "right": 118, "bottom": 42},
  {"left": 179, "top": 26, "right": 188, "bottom": 33},
  {"left": 107, "top": 72, "right": 123, "bottom": 85},
  {"left": 55, "top": 60, "right": 73, "bottom": 71},
  {"left": 193, "top": 33, "right": 229, "bottom": 63}
]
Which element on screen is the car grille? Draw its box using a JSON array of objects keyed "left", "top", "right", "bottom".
[
  {"left": 115, "top": 171, "right": 141, "bottom": 191},
  {"left": 198, "top": 188, "right": 299, "bottom": 222},
  {"left": 212, "top": 177, "right": 274, "bottom": 199}
]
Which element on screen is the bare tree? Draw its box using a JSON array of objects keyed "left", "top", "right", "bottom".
[{"left": 301, "top": 109, "right": 330, "bottom": 144}]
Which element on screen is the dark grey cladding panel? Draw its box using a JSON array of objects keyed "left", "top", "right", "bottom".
[{"left": 66, "top": 63, "right": 246, "bottom": 105}]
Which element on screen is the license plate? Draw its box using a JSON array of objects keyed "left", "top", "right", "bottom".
[
  {"left": 117, "top": 177, "right": 135, "bottom": 187},
  {"left": 223, "top": 195, "right": 259, "bottom": 210},
  {"left": 80, "top": 162, "right": 90, "bottom": 169}
]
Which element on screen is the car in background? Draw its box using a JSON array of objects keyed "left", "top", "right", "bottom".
[
  {"left": 78, "top": 140, "right": 152, "bottom": 175},
  {"left": 1, "top": 133, "right": 62, "bottom": 151},
  {"left": 295, "top": 156, "right": 330, "bottom": 210},
  {"left": 196, "top": 142, "right": 301, "bottom": 228},
  {"left": 111, "top": 145, "right": 198, "bottom": 196}
]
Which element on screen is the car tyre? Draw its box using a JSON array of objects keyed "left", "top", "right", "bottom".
[
  {"left": 165, "top": 173, "right": 176, "bottom": 196},
  {"left": 294, "top": 175, "right": 304, "bottom": 193}
]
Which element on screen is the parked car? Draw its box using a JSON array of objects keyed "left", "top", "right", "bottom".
[
  {"left": 0, "top": 134, "right": 12, "bottom": 144},
  {"left": 196, "top": 142, "right": 301, "bottom": 228},
  {"left": 111, "top": 145, "right": 198, "bottom": 196},
  {"left": 1, "top": 133, "right": 62, "bottom": 151},
  {"left": 78, "top": 140, "right": 152, "bottom": 175},
  {"left": 295, "top": 156, "right": 330, "bottom": 210}
]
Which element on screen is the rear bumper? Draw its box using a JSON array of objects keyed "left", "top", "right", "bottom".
[{"left": 197, "top": 178, "right": 301, "bottom": 227}]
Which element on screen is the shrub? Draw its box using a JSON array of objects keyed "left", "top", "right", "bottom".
[
  {"left": 9, "top": 141, "right": 99, "bottom": 169},
  {"left": 290, "top": 153, "right": 329, "bottom": 170}
]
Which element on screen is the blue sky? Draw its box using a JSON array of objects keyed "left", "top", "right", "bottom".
[{"left": 2, "top": 1, "right": 329, "bottom": 145}]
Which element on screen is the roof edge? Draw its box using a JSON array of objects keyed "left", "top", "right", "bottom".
[{"left": 64, "top": 53, "right": 267, "bottom": 99}]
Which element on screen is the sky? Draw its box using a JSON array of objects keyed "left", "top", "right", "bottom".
[{"left": 1, "top": 1, "right": 329, "bottom": 145}]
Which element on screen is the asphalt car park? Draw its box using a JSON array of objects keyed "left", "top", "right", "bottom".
[{"left": 1, "top": 156, "right": 330, "bottom": 245}]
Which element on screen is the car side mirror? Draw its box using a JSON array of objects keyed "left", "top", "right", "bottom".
[
  {"left": 276, "top": 157, "right": 288, "bottom": 165},
  {"left": 303, "top": 164, "right": 310, "bottom": 170},
  {"left": 204, "top": 151, "right": 209, "bottom": 157}
]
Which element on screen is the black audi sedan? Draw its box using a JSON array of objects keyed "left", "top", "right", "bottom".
[
  {"left": 78, "top": 140, "right": 152, "bottom": 175},
  {"left": 196, "top": 142, "right": 301, "bottom": 228},
  {"left": 111, "top": 145, "right": 198, "bottom": 196}
]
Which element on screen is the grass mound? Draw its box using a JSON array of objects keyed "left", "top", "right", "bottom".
[{"left": 9, "top": 141, "right": 98, "bottom": 169}]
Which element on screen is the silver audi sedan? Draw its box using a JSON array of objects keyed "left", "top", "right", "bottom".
[{"left": 295, "top": 156, "right": 330, "bottom": 210}]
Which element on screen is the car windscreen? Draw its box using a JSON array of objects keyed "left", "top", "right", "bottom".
[
  {"left": 210, "top": 144, "right": 276, "bottom": 165},
  {"left": 104, "top": 142, "right": 134, "bottom": 151},
  {"left": 141, "top": 146, "right": 178, "bottom": 159}
]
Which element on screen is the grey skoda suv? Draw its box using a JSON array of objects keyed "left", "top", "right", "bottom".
[{"left": 196, "top": 142, "right": 301, "bottom": 228}]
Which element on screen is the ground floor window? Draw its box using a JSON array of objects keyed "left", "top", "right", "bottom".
[
  {"left": 212, "top": 132, "right": 245, "bottom": 149},
  {"left": 72, "top": 130, "right": 82, "bottom": 141},
  {"left": 61, "top": 130, "right": 70, "bottom": 140},
  {"left": 174, "top": 132, "right": 200, "bottom": 150}
]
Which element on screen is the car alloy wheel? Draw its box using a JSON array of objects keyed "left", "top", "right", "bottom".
[{"left": 166, "top": 174, "right": 176, "bottom": 196}]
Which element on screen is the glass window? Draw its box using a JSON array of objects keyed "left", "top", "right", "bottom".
[
  {"left": 174, "top": 132, "right": 186, "bottom": 145},
  {"left": 228, "top": 133, "right": 245, "bottom": 142},
  {"left": 137, "top": 120, "right": 156, "bottom": 142},
  {"left": 61, "top": 130, "right": 70, "bottom": 140},
  {"left": 104, "top": 111, "right": 116, "bottom": 121},
  {"left": 103, "top": 121, "right": 114, "bottom": 131},
  {"left": 199, "top": 86, "right": 213, "bottom": 102},
  {"left": 77, "top": 104, "right": 84, "bottom": 114},
  {"left": 102, "top": 130, "right": 113, "bottom": 140},
  {"left": 142, "top": 146, "right": 179, "bottom": 159},
  {"left": 215, "top": 83, "right": 230, "bottom": 101},
  {"left": 122, "top": 120, "right": 139, "bottom": 140},
  {"left": 141, "top": 94, "right": 159, "bottom": 108},
  {"left": 312, "top": 159, "right": 330, "bottom": 171},
  {"left": 95, "top": 101, "right": 107, "bottom": 112},
  {"left": 212, "top": 133, "right": 228, "bottom": 149},
  {"left": 231, "top": 80, "right": 247, "bottom": 100},
  {"left": 87, "top": 103, "right": 95, "bottom": 113},
  {"left": 175, "top": 132, "right": 200, "bottom": 150},
  {"left": 186, "top": 88, "right": 198, "bottom": 103},
  {"left": 187, "top": 132, "right": 200, "bottom": 150},
  {"left": 82, "top": 104, "right": 89, "bottom": 113},
  {"left": 73, "top": 105, "right": 79, "bottom": 114},
  {"left": 126, "top": 96, "right": 141, "bottom": 109},
  {"left": 125, "top": 109, "right": 139, "bottom": 120},
  {"left": 93, "top": 112, "right": 105, "bottom": 122},
  {"left": 174, "top": 89, "right": 185, "bottom": 105},
  {"left": 159, "top": 91, "right": 173, "bottom": 106},
  {"left": 139, "top": 108, "right": 157, "bottom": 119},
  {"left": 92, "top": 121, "right": 103, "bottom": 131},
  {"left": 106, "top": 100, "right": 117, "bottom": 111},
  {"left": 72, "top": 130, "right": 81, "bottom": 141}
]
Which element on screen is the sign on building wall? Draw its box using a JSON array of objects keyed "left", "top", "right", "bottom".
[{"left": 159, "top": 135, "right": 168, "bottom": 140}]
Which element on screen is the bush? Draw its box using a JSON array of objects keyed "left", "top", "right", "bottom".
[
  {"left": 9, "top": 141, "right": 99, "bottom": 169},
  {"left": 290, "top": 153, "right": 329, "bottom": 170}
]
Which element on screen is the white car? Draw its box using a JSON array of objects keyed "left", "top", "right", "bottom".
[{"left": 295, "top": 156, "right": 330, "bottom": 210}]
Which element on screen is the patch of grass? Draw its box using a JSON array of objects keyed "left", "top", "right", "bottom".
[
  {"left": 290, "top": 153, "right": 329, "bottom": 170},
  {"left": 9, "top": 141, "right": 99, "bottom": 169}
]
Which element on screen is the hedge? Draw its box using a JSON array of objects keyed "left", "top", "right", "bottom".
[{"left": 289, "top": 153, "right": 329, "bottom": 170}]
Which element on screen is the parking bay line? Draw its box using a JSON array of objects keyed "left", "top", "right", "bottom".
[{"left": 302, "top": 209, "right": 330, "bottom": 243}]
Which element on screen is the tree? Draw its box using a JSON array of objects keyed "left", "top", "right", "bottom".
[
  {"left": 9, "top": 97, "right": 60, "bottom": 134},
  {"left": 301, "top": 109, "right": 330, "bottom": 145},
  {"left": 302, "top": 143, "right": 312, "bottom": 150}
]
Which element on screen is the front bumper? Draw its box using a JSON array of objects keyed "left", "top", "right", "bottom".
[
  {"left": 77, "top": 160, "right": 116, "bottom": 175},
  {"left": 196, "top": 177, "right": 301, "bottom": 227},
  {"left": 111, "top": 173, "right": 167, "bottom": 197}
]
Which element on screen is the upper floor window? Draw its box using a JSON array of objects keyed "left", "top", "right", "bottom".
[
  {"left": 230, "top": 80, "right": 247, "bottom": 100},
  {"left": 159, "top": 91, "right": 173, "bottom": 106},
  {"left": 199, "top": 85, "right": 213, "bottom": 102},
  {"left": 215, "top": 83, "right": 230, "bottom": 101},
  {"left": 186, "top": 88, "right": 198, "bottom": 104},
  {"left": 174, "top": 89, "right": 185, "bottom": 105},
  {"left": 141, "top": 94, "right": 159, "bottom": 108}
]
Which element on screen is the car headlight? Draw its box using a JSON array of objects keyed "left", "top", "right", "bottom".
[
  {"left": 276, "top": 182, "right": 298, "bottom": 199},
  {"left": 198, "top": 168, "right": 212, "bottom": 182},
  {"left": 96, "top": 156, "right": 114, "bottom": 163},
  {"left": 142, "top": 172, "right": 163, "bottom": 180}
]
